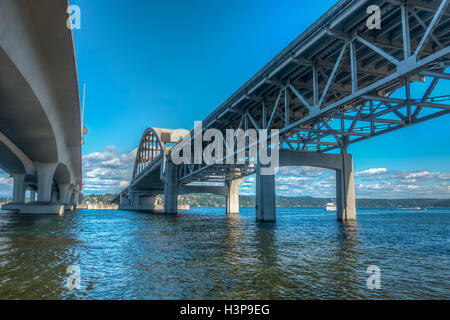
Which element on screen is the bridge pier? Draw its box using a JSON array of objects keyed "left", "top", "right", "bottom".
[
  {"left": 12, "top": 173, "right": 26, "bottom": 203},
  {"left": 336, "top": 153, "right": 356, "bottom": 221},
  {"left": 277, "top": 150, "right": 356, "bottom": 222},
  {"left": 29, "top": 189, "right": 36, "bottom": 202},
  {"left": 226, "top": 178, "right": 243, "bottom": 215},
  {"left": 59, "top": 184, "right": 70, "bottom": 204},
  {"left": 163, "top": 162, "right": 178, "bottom": 214},
  {"left": 255, "top": 165, "right": 276, "bottom": 222},
  {"left": 140, "top": 196, "right": 158, "bottom": 210},
  {"left": 73, "top": 191, "right": 80, "bottom": 206},
  {"left": 130, "top": 191, "right": 140, "bottom": 210},
  {"left": 35, "top": 162, "right": 58, "bottom": 202},
  {"left": 119, "top": 193, "right": 129, "bottom": 208},
  {"left": 59, "top": 183, "right": 74, "bottom": 211},
  {"left": 13, "top": 162, "right": 64, "bottom": 215}
]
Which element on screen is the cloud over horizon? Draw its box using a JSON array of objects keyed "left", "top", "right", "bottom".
[{"left": 82, "top": 146, "right": 136, "bottom": 194}]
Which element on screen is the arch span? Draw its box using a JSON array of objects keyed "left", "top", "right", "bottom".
[{"left": 132, "top": 128, "right": 189, "bottom": 179}]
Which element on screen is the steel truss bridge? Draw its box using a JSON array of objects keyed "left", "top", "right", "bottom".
[{"left": 115, "top": 0, "right": 450, "bottom": 222}]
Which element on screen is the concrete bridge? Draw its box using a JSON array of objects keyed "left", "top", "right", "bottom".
[
  {"left": 114, "top": 0, "right": 450, "bottom": 222},
  {"left": 0, "top": 0, "right": 82, "bottom": 214}
]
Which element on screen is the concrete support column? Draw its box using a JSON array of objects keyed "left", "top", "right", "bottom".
[
  {"left": 12, "top": 174, "right": 26, "bottom": 203},
  {"left": 141, "top": 196, "right": 158, "bottom": 210},
  {"left": 164, "top": 161, "right": 178, "bottom": 214},
  {"left": 51, "top": 189, "right": 59, "bottom": 203},
  {"left": 226, "top": 178, "right": 242, "bottom": 215},
  {"left": 130, "top": 191, "right": 140, "bottom": 210},
  {"left": 67, "top": 189, "right": 75, "bottom": 206},
  {"left": 73, "top": 192, "right": 80, "bottom": 205},
  {"left": 119, "top": 192, "right": 130, "bottom": 209},
  {"left": 59, "top": 184, "right": 70, "bottom": 204},
  {"left": 255, "top": 165, "right": 276, "bottom": 222},
  {"left": 29, "top": 189, "right": 36, "bottom": 202},
  {"left": 35, "top": 162, "right": 58, "bottom": 202},
  {"left": 336, "top": 153, "right": 356, "bottom": 221}
]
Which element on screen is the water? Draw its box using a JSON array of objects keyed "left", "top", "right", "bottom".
[{"left": 0, "top": 207, "right": 448, "bottom": 300}]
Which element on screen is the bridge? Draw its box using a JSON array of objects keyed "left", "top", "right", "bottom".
[
  {"left": 114, "top": 0, "right": 450, "bottom": 222},
  {"left": 0, "top": 0, "right": 82, "bottom": 214}
]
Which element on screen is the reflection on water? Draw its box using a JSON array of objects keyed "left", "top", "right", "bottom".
[{"left": 0, "top": 207, "right": 448, "bottom": 299}]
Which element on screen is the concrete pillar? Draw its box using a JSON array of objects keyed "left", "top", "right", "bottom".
[
  {"left": 164, "top": 161, "right": 178, "bottom": 214},
  {"left": 130, "top": 191, "right": 140, "bottom": 210},
  {"left": 73, "top": 192, "right": 80, "bottom": 205},
  {"left": 336, "top": 153, "right": 356, "bottom": 221},
  {"left": 12, "top": 173, "right": 26, "bottom": 203},
  {"left": 35, "top": 162, "right": 58, "bottom": 202},
  {"left": 51, "top": 189, "right": 59, "bottom": 203},
  {"left": 255, "top": 164, "right": 276, "bottom": 222},
  {"left": 226, "top": 178, "right": 242, "bottom": 215},
  {"left": 67, "top": 190, "right": 72, "bottom": 205},
  {"left": 141, "top": 196, "right": 158, "bottom": 210},
  {"left": 119, "top": 192, "right": 131, "bottom": 209},
  {"left": 29, "top": 189, "right": 36, "bottom": 202},
  {"left": 59, "top": 184, "right": 70, "bottom": 204}
]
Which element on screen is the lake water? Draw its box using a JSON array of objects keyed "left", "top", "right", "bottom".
[{"left": 0, "top": 207, "right": 448, "bottom": 299}]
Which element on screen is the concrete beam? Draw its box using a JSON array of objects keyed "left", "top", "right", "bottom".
[
  {"left": 279, "top": 150, "right": 343, "bottom": 170},
  {"left": 179, "top": 185, "right": 227, "bottom": 197},
  {"left": 0, "top": 132, "right": 35, "bottom": 175}
]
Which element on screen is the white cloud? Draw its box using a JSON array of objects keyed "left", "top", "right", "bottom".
[
  {"left": 355, "top": 168, "right": 387, "bottom": 177},
  {"left": 239, "top": 166, "right": 450, "bottom": 199},
  {"left": 82, "top": 146, "right": 136, "bottom": 194}
]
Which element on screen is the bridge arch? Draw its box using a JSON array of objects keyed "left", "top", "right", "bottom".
[
  {"left": 132, "top": 128, "right": 189, "bottom": 180},
  {"left": 132, "top": 128, "right": 166, "bottom": 180},
  {"left": 53, "top": 163, "right": 72, "bottom": 186}
]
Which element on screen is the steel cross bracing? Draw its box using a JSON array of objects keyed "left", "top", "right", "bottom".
[{"left": 172, "top": 0, "right": 450, "bottom": 185}]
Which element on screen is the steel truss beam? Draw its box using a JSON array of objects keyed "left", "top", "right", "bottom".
[
  {"left": 174, "top": 0, "right": 450, "bottom": 184},
  {"left": 121, "top": 1, "right": 450, "bottom": 187}
]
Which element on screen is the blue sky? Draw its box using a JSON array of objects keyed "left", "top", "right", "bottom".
[{"left": 1, "top": 0, "right": 450, "bottom": 198}]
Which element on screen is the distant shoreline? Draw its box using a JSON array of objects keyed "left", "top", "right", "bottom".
[
  {"left": 77, "top": 194, "right": 450, "bottom": 209},
  {"left": 180, "top": 195, "right": 450, "bottom": 208},
  {"left": 186, "top": 205, "right": 450, "bottom": 209}
]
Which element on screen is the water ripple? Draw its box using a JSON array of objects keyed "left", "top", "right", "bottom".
[{"left": 0, "top": 207, "right": 448, "bottom": 299}]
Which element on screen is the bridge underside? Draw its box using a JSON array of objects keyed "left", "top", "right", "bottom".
[
  {"left": 0, "top": 0, "right": 82, "bottom": 214},
  {"left": 116, "top": 0, "right": 449, "bottom": 222}
]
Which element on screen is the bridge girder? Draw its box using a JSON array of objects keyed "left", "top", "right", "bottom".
[
  {"left": 175, "top": 0, "right": 450, "bottom": 184},
  {"left": 116, "top": 0, "right": 450, "bottom": 199}
]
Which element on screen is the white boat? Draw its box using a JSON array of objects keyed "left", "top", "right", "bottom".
[{"left": 325, "top": 202, "right": 337, "bottom": 211}]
